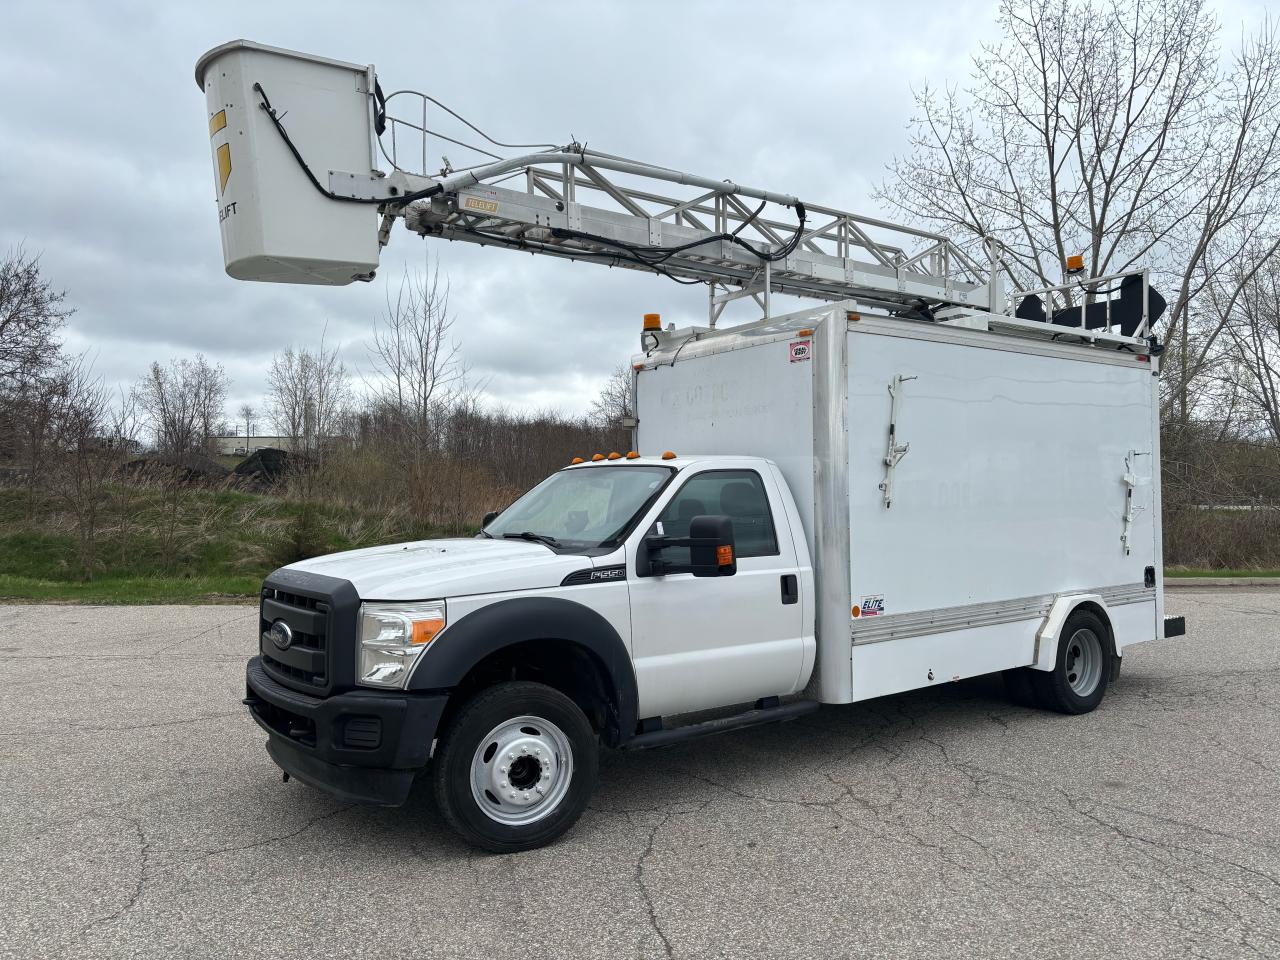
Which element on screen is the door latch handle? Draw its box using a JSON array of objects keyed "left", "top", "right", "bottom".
[{"left": 781, "top": 574, "right": 799, "bottom": 605}]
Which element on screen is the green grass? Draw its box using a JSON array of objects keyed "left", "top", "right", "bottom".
[
  {"left": 0, "top": 483, "right": 441, "bottom": 604},
  {"left": 0, "top": 574, "right": 263, "bottom": 603},
  {"left": 1164, "top": 568, "right": 1280, "bottom": 578}
]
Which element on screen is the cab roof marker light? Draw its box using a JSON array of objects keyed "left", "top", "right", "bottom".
[
  {"left": 607, "top": 451, "right": 622, "bottom": 460},
  {"left": 626, "top": 451, "right": 640, "bottom": 459},
  {"left": 661, "top": 451, "right": 677, "bottom": 460},
  {"left": 591, "top": 453, "right": 605, "bottom": 461},
  {"left": 571, "top": 456, "right": 585, "bottom": 464}
]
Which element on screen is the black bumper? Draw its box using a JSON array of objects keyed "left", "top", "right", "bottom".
[{"left": 245, "top": 657, "right": 448, "bottom": 806}]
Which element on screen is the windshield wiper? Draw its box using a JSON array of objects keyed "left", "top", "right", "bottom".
[{"left": 503, "top": 531, "right": 562, "bottom": 548}]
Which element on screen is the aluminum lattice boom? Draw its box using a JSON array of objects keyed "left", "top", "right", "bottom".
[{"left": 380, "top": 147, "right": 1005, "bottom": 322}]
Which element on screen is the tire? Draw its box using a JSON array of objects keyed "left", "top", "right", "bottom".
[
  {"left": 432, "top": 681, "right": 598, "bottom": 853},
  {"left": 1029, "top": 609, "right": 1112, "bottom": 715}
]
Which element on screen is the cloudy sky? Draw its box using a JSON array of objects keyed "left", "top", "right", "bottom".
[{"left": 2, "top": 0, "right": 1272, "bottom": 425}]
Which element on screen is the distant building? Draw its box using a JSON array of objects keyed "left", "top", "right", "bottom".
[{"left": 214, "top": 434, "right": 299, "bottom": 456}]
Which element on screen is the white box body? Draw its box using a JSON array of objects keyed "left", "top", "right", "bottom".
[
  {"left": 196, "top": 40, "right": 380, "bottom": 285},
  {"left": 636, "top": 305, "right": 1164, "bottom": 704}
]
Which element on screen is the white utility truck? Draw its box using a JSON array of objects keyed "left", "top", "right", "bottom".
[{"left": 198, "top": 41, "right": 1185, "bottom": 852}]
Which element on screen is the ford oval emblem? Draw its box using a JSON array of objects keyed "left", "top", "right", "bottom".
[{"left": 269, "top": 619, "right": 294, "bottom": 651}]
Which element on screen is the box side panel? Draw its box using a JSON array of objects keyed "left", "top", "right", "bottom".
[
  {"left": 846, "top": 329, "right": 1158, "bottom": 617},
  {"left": 635, "top": 337, "right": 816, "bottom": 539}
]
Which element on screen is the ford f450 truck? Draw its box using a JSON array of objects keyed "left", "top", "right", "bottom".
[{"left": 243, "top": 303, "right": 1186, "bottom": 852}]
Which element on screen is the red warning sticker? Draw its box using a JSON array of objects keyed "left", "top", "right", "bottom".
[{"left": 789, "top": 339, "right": 812, "bottom": 363}]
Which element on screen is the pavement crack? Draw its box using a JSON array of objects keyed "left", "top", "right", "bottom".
[
  {"left": 74, "top": 816, "right": 151, "bottom": 945},
  {"left": 195, "top": 803, "right": 354, "bottom": 859},
  {"left": 634, "top": 814, "right": 674, "bottom": 960}
]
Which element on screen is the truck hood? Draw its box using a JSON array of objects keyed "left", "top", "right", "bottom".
[{"left": 283, "top": 537, "right": 588, "bottom": 601}]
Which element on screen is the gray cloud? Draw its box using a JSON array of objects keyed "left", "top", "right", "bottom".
[{"left": 4, "top": 0, "right": 1270, "bottom": 420}]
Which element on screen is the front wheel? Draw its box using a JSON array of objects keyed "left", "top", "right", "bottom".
[{"left": 432, "top": 681, "right": 598, "bottom": 853}]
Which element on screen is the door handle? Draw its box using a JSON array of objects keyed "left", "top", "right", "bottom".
[{"left": 780, "top": 574, "right": 799, "bottom": 605}]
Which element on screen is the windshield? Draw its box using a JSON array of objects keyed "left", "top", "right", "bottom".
[{"left": 484, "top": 465, "right": 673, "bottom": 550}]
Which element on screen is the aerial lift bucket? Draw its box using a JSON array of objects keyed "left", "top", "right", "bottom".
[{"left": 195, "top": 40, "right": 381, "bottom": 285}]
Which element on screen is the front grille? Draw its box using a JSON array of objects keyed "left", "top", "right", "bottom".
[{"left": 260, "top": 585, "right": 331, "bottom": 692}]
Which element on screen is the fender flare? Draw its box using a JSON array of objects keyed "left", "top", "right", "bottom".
[
  {"left": 1031, "top": 594, "right": 1112, "bottom": 672},
  {"left": 405, "top": 596, "right": 638, "bottom": 741}
]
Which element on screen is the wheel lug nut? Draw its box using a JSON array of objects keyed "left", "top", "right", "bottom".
[{"left": 500, "top": 781, "right": 508, "bottom": 788}]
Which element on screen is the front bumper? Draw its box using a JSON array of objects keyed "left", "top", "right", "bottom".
[{"left": 245, "top": 656, "right": 447, "bottom": 806}]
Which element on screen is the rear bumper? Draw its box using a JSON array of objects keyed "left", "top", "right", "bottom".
[{"left": 245, "top": 657, "right": 448, "bottom": 806}]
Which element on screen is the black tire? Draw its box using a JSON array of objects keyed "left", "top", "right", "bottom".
[
  {"left": 1029, "top": 609, "right": 1112, "bottom": 715},
  {"left": 432, "top": 681, "right": 598, "bottom": 853}
]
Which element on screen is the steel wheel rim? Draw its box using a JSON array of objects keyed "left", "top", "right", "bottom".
[
  {"left": 1064, "top": 627, "right": 1103, "bottom": 697},
  {"left": 469, "top": 715, "right": 574, "bottom": 826}
]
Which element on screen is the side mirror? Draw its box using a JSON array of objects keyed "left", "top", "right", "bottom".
[
  {"left": 482, "top": 510, "right": 500, "bottom": 527},
  {"left": 644, "top": 514, "right": 737, "bottom": 577}
]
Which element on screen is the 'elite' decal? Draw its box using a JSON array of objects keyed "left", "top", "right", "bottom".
[{"left": 858, "top": 594, "right": 885, "bottom": 617}]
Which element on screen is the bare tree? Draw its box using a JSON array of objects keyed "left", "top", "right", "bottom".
[
  {"left": 46, "top": 357, "right": 112, "bottom": 579},
  {"left": 1206, "top": 246, "right": 1280, "bottom": 441},
  {"left": 237, "top": 404, "right": 257, "bottom": 445},
  {"left": 0, "top": 246, "right": 72, "bottom": 385},
  {"left": 135, "top": 355, "right": 230, "bottom": 456},
  {"left": 589, "top": 363, "right": 635, "bottom": 429},
  {"left": 878, "top": 0, "right": 1280, "bottom": 423},
  {"left": 368, "top": 264, "right": 469, "bottom": 455},
  {"left": 266, "top": 337, "right": 349, "bottom": 458}
]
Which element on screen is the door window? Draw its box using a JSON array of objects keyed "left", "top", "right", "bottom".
[{"left": 652, "top": 470, "right": 779, "bottom": 563}]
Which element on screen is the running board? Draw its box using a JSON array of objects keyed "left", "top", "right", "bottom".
[{"left": 622, "top": 699, "right": 820, "bottom": 750}]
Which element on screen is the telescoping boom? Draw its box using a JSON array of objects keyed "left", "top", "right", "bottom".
[{"left": 195, "top": 39, "right": 1162, "bottom": 349}]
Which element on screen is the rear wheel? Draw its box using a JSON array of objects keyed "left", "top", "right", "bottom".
[
  {"left": 432, "top": 681, "right": 598, "bottom": 853},
  {"left": 1029, "top": 609, "right": 1111, "bottom": 714}
]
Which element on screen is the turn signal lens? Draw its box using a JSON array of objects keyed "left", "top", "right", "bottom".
[
  {"left": 411, "top": 619, "right": 445, "bottom": 645},
  {"left": 716, "top": 545, "right": 734, "bottom": 566}
]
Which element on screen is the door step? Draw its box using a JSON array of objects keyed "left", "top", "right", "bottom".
[{"left": 622, "top": 698, "right": 820, "bottom": 750}]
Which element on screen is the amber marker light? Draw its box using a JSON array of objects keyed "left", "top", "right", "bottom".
[
  {"left": 626, "top": 451, "right": 640, "bottom": 459},
  {"left": 591, "top": 453, "right": 605, "bottom": 462},
  {"left": 661, "top": 451, "right": 677, "bottom": 460},
  {"left": 571, "top": 457, "right": 585, "bottom": 464},
  {"left": 411, "top": 619, "right": 445, "bottom": 645}
]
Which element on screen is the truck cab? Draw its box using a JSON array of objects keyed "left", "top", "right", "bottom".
[{"left": 245, "top": 454, "right": 815, "bottom": 852}]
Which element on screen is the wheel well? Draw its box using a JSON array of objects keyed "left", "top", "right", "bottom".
[{"left": 440, "top": 639, "right": 621, "bottom": 746}]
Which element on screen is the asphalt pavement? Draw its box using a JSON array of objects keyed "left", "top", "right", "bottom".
[{"left": 2, "top": 591, "right": 1278, "bottom": 959}]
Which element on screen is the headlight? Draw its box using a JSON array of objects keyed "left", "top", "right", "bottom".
[{"left": 357, "top": 601, "right": 446, "bottom": 689}]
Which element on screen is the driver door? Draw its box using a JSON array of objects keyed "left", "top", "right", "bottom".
[{"left": 626, "top": 467, "right": 804, "bottom": 719}]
